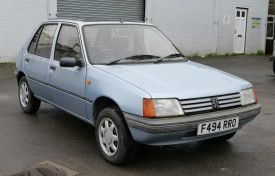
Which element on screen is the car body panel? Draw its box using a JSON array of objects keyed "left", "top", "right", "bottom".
[
  {"left": 94, "top": 61, "right": 252, "bottom": 99},
  {"left": 23, "top": 52, "right": 51, "bottom": 100},
  {"left": 85, "top": 65, "right": 151, "bottom": 121}
]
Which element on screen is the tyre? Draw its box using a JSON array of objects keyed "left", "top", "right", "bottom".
[
  {"left": 273, "top": 61, "right": 275, "bottom": 74},
  {"left": 95, "top": 107, "right": 137, "bottom": 165},
  {"left": 210, "top": 132, "right": 236, "bottom": 141},
  {"left": 18, "top": 76, "right": 41, "bottom": 114}
]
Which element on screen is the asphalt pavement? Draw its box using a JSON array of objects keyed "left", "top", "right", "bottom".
[{"left": 0, "top": 55, "right": 274, "bottom": 176}]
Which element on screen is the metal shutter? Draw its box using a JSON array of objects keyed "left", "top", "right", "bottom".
[{"left": 57, "top": 0, "right": 145, "bottom": 22}]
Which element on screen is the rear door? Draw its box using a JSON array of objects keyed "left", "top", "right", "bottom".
[
  {"left": 48, "top": 23, "right": 88, "bottom": 118},
  {"left": 24, "top": 24, "right": 58, "bottom": 100}
]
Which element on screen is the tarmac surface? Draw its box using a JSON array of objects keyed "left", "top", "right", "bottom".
[{"left": 0, "top": 55, "right": 274, "bottom": 176}]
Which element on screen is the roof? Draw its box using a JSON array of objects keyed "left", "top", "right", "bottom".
[{"left": 46, "top": 18, "right": 153, "bottom": 26}]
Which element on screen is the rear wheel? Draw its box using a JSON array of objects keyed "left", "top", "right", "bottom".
[
  {"left": 18, "top": 76, "right": 41, "bottom": 114},
  {"left": 95, "top": 107, "right": 137, "bottom": 165}
]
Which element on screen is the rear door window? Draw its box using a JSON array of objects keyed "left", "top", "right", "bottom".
[
  {"left": 35, "top": 24, "right": 58, "bottom": 59},
  {"left": 28, "top": 27, "right": 43, "bottom": 54}
]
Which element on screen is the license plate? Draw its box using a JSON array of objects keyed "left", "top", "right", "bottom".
[{"left": 197, "top": 117, "right": 239, "bottom": 135}]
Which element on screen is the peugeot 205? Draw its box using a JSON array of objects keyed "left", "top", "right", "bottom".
[{"left": 15, "top": 19, "right": 261, "bottom": 164}]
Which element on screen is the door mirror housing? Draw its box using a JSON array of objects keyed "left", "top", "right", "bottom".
[{"left": 60, "top": 57, "right": 83, "bottom": 67}]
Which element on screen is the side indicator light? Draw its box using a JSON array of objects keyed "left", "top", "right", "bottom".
[{"left": 87, "top": 80, "right": 91, "bottom": 85}]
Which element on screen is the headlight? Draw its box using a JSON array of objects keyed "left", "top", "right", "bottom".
[
  {"left": 143, "top": 99, "right": 184, "bottom": 118},
  {"left": 240, "top": 88, "right": 258, "bottom": 106}
]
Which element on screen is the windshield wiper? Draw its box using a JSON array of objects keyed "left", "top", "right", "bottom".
[
  {"left": 154, "top": 53, "right": 187, "bottom": 64},
  {"left": 107, "top": 54, "right": 160, "bottom": 65}
]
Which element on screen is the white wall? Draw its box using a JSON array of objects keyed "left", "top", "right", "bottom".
[
  {"left": 217, "top": 0, "right": 269, "bottom": 54},
  {"left": 146, "top": 0, "right": 269, "bottom": 56},
  {"left": 146, "top": 0, "right": 216, "bottom": 56},
  {"left": 0, "top": 0, "right": 57, "bottom": 63}
]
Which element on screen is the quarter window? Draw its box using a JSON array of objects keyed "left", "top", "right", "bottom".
[
  {"left": 54, "top": 25, "right": 81, "bottom": 61},
  {"left": 35, "top": 24, "right": 58, "bottom": 59}
]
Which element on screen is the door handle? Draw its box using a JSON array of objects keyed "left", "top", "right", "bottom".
[
  {"left": 238, "top": 35, "right": 242, "bottom": 37},
  {"left": 25, "top": 58, "right": 30, "bottom": 62},
  {"left": 50, "top": 66, "right": 56, "bottom": 71}
]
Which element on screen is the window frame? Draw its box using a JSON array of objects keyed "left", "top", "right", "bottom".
[
  {"left": 27, "top": 26, "right": 43, "bottom": 54},
  {"left": 27, "top": 23, "right": 58, "bottom": 59},
  {"left": 53, "top": 23, "right": 84, "bottom": 63}
]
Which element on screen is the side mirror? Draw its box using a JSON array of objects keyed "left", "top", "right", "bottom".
[{"left": 60, "top": 57, "right": 83, "bottom": 67}]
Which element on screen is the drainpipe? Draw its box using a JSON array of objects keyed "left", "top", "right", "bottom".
[{"left": 212, "top": 0, "right": 219, "bottom": 54}]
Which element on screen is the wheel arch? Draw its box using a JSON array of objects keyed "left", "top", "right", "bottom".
[
  {"left": 93, "top": 96, "right": 124, "bottom": 124},
  {"left": 17, "top": 71, "right": 26, "bottom": 85}
]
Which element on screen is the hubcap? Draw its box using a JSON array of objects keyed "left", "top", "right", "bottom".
[
  {"left": 20, "top": 82, "right": 29, "bottom": 108},
  {"left": 98, "top": 118, "right": 119, "bottom": 156}
]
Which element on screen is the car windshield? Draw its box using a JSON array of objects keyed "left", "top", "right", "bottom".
[{"left": 83, "top": 24, "right": 180, "bottom": 64}]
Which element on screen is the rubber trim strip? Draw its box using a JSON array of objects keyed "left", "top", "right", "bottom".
[{"left": 28, "top": 76, "right": 93, "bottom": 103}]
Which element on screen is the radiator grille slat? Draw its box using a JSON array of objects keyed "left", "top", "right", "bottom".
[
  {"left": 182, "top": 102, "right": 212, "bottom": 109},
  {"left": 219, "top": 102, "right": 241, "bottom": 108},
  {"left": 180, "top": 93, "right": 241, "bottom": 115},
  {"left": 184, "top": 106, "right": 213, "bottom": 113},
  {"left": 180, "top": 98, "right": 210, "bottom": 105},
  {"left": 219, "top": 98, "right": 241, "bottom": 104}
]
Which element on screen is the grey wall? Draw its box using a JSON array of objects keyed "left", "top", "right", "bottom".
[{"left": 146, "top": 0, "right": 269, "bottom": 56}]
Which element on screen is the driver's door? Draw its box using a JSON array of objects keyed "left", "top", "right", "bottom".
[{"left": 48, "top": 24, "right": 87, "bottom": 118}]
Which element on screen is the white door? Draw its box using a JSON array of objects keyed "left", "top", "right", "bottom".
[{"left": 234, "top": 9, "right": 247, "bottom": 54}]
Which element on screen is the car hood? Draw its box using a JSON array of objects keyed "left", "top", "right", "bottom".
[{"left": 94, "top": 61, "right": 252, "bottom": 99}]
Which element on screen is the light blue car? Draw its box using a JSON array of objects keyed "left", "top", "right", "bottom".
[{"left": 16, "top": 19, "right": 261, "bottom": 164}]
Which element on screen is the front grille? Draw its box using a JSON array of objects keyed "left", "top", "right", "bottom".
[{"left": 180, "top": 93, "right": 241, "bottom": 115}]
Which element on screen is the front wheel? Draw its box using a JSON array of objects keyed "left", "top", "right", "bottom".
[
  {"left": 95, "top": 107, "right": 137, "bottom": 165},
  {"left": 18, "top": 76, "right": 41, "bottom": 114}
]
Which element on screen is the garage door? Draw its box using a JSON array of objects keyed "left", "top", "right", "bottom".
[{"left": 57, "top": 0, "right": 145, "bottom": 21}]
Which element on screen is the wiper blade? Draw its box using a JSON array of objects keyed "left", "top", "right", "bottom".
[
  {"left": 154, "top": 53, "right": 187, "bottom": 63},
  {"left": 107, "top": 54, "right": 160, "bottom": 65}
]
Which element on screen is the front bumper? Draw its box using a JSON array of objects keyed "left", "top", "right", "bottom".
[{"left": 124, "top": 104, "right": 261, "bottom": 145}]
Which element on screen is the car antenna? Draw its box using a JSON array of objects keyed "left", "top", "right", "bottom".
[{"left": 119, "top": 18, "right": 124, "bottom": 23}]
